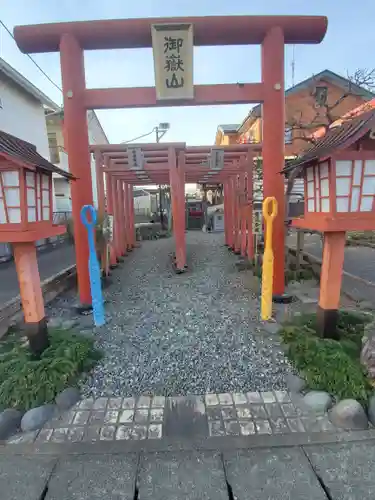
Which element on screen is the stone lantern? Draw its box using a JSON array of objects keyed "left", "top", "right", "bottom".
[
  {"left": 0, "top": 130, "right": 74, "bottom": 355},
  {"left": 284, "top": 110, "right": 375, "bottom": 337}
]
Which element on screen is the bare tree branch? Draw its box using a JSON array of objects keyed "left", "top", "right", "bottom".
[{"left": 286, "top": 68, "right": 375, "bottom": 147}]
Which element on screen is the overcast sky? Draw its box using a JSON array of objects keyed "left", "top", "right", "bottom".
[{"left": 1, "top": 0, "right": 375, "bottom": 146}]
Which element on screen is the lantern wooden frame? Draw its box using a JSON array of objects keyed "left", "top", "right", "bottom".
[
  {"left": 0, "top": 157, "right": 65, "bottom": 242},
  {"left": 292, "top": 151, "right": 375, "bottom": 233}
]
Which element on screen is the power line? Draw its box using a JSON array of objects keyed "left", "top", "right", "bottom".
[
  {"left": 0, "top": 19, "right": 62, "bottom": 93},
  {"left": 291, "top": 44, "right": 296, "bottom": 87},
  {"left": 121, "top": 128, "right": 156, "bottom": 144}
]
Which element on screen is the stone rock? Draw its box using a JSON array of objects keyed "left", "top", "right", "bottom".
[
  {"left": 299, "top": 295, "right": 318, "bottom": 305},
  {"left": 330, "top": 399, "right": 368, "bottom": 430},
  {"left": 359, "top": 300, "right": 374, "bottom": 311},
  {"left": 286, "top": 373, "right": 306, "bottom": 393},
  {"left": 367, "top": 394, "right": 375, "bottom": 426},
  {"left": 47, "top": 317, "right": 62, "bottom": 329},
  {"left": 262, "top": 322, "right": 280, "bottom": 335},
  {"left": 235, "top": 259, "right": 252, "bottom": 272},
  {"left": 60, "top": 319, "right": 78, "bottom": 330},
  {"left": 0, "top": 409, "right": 23, "bottom": 439},
  {"left": 361, "top": 323, "right": 375, "bottom": 379},
  {"left": 303, "top": 391, "right": 332, "bottom": 413},
  {"left": 21, "top": 404, "right": 57, "bottom": 432},
  {"left": 55, "top": 387, "right": 81, "bottom": 411}
]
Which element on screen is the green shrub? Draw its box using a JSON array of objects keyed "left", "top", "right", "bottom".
[
  {"left": 280, "top": 311, "right": 373, "bottom": 406},
  {"left": 0, "top": 329, "right": 102, "bottom": 411}
]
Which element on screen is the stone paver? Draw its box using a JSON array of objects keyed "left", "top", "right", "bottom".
[
  {"left": 0, "top": 454, "right": 58, "bottom": 500},
  {"left": 305, "top": 442, "right": 375, "bottom": 499},
  {"left": 224, "top": 448, "right": 326, "bottom": 499},
  {"left": 6, "top": 391, "right": 343, "bottom": 445},
  {"left": 137, "top": 451, "right": 228, "bottom": 500},
  {"left": 46, "top": 454, "right": 138, "bottom": 500}
]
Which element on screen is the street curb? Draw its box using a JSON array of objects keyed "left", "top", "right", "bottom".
[
  {"left": 0, "top": 264, "right": 76, "bottom": 338},
  {"left": 2, "top": 429, "right": 375, "bottom": 456},
  {"left": 287, "top": 246, "right": 375, "bottom": 305}
]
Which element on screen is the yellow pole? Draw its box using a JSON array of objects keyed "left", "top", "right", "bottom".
[{"left": 261, "top": 196, "right": 278, "bottom": 320}]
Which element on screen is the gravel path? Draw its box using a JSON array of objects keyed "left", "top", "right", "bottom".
[{"left": 51, "top": 232, "right": 292, "bottom": 397}]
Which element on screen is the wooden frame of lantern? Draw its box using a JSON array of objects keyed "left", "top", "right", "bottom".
[
  {"left": 0, "top": 131, "right": 73, "bottom": 355},
  {"left": 288, "top": 111, "right": 375, "bottom": 338}
]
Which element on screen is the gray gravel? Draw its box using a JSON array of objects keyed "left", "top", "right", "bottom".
[{"left": 48, "top": 232, "right": 292, "bottom": 397}]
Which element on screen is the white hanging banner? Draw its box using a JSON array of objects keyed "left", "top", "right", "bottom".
[{"left": 151, "top": 23, "right": 194, "bottom": 100}]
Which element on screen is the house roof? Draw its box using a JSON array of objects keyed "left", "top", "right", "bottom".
[
  {"left": 238, "top": 69, "right": 375, "bottom": 134},
  {"left": 0, "top": 130, "right": 74, "bottom": 179},
  {"left": 217, "top": 124, "right": 240, "bottom": 134},
  {"left": 0, "top": 57, "right": 59, "bottom": 111},
  {"left": 283, "top": 109, "right": 375, "bottom": 173}
]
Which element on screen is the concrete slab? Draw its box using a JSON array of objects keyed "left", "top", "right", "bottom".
[
  {"left": 46, "top": 454, "right": 138, "bottom": 500},
  {"left": 0, "top": 454, "right": 57, "bottom": 500},
  {"left": 224, "top": 448, "right": 326, "bottom": 499},
  {"left": 137, "top": 451, "right": 228, "bottom": 500},
  {"left": 305, "top": 442, "right": 375, "bottom": 499}
]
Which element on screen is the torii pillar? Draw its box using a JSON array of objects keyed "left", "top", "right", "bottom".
[
  {"left": 60, "top": 33, "right": 94, "bottom": 307},
  {"left": 261, "top": 27, "right": 286, "bottom": 298}
]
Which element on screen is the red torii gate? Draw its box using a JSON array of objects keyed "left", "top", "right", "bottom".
[
  {"left": 14, "top": 15, "right": 327, "bottom": 306},
  {"left": 91, "top": 143, "right": 258, "bottom": 271}
]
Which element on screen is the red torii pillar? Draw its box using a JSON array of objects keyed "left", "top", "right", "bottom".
[
  {"left": 224, "top": 180, "right": 230, "bottom": 246},
  {"left": 169, "top": 149, "right": 186, "bottom": 271},
  {"left": 239, "top": 172, "right": 247, "bottom": 258},
  {"left": 95, "top": 151, "right": 109, "bottom": 275},
  {"left": 105, "top": 170, "right": 118, "bottom": 268},
  {"left": 60, "top": 34, "right": 93, "bottom": 307},
  {"left": 261, "top": 27, "right": 286, "bottom": 298},
  {"left": 128, "top": 183, "right": 135, "bottom": 248},
  {"left": 246, "top": 157, "right": 254, "bottom": 260}
]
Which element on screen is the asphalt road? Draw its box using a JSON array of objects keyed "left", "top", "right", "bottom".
[{"left": 0, "top": 243, "right": 76, "bottom": 306}]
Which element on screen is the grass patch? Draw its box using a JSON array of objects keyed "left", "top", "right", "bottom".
[
  {"left": 0, "top": 329, "right": 102, "bottom": 411},
  {"left": 280, "top": 311, "right": 373, "bottom": 407},
  {"left": 250, "top": 258, "right": 315, "bottom": 284}
]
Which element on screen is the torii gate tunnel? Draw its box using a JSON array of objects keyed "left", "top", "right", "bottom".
[{"left": 14, "top": 15, "right": 327, "bottom": 306}]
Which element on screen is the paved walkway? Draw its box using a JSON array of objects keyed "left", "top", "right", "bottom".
[
  {"left": 47, "top": 232, "right": 292, "bottom": 398},
  {"left": 3, "top": 436, "right": 375, "bottom": 499},
  {"left": 0, "top": 243, "right": 75, "bottom": 306}
]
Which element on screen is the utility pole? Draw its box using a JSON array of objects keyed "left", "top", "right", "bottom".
[
  {"left": 155, "top": 123, "right": 170, "bottom": 230},
  {"left": 156, "top": 127, "right": 164, "bottom": 229}
]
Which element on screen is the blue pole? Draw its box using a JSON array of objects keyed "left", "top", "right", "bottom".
[{"left": 80, "top": 205, "right": 105, "bottom": 327}]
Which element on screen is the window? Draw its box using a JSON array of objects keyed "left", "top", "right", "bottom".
[
  {"left": 335, "top": 159, "right": 375, "bottom": 213},
  {"left": 48, "top": 132, "right": 60, "bottom": 164},
  {"left": 314, "top": 86, "right": 328, "bottom": 107},
  {"left": 284, "top": 127, "right": 293, "bottom": 144}
]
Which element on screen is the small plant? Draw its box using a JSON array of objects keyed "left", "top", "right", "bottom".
[
  {"left": 0, "top": 328, "right": 102, "bottom": 411},
  {"left": 280, "top": 311, "right": 373, "bottom": 406}
]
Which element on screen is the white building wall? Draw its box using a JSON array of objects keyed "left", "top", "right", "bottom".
[
  {"left": 48, "top": 111, "right": 108, "bottom": 212},
  {"left": 54, "top": 178, "right": 71, "bottom": 212},
  {"left": 134, "top": 192, "right": 152, "bottom": 214},
  {"left": 0, "top": 72, "right": 50, "bottom": 159},
  {"left": 88, "top": 111, "right": 108, "bottom": 209}
]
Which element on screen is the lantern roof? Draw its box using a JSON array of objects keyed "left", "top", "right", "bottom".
[
  {"left": 0, "top": 130, "right": 74, "bottom": 179},
  {"left": 283, "top": 109, "right": 375, "bottom": 174}
]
